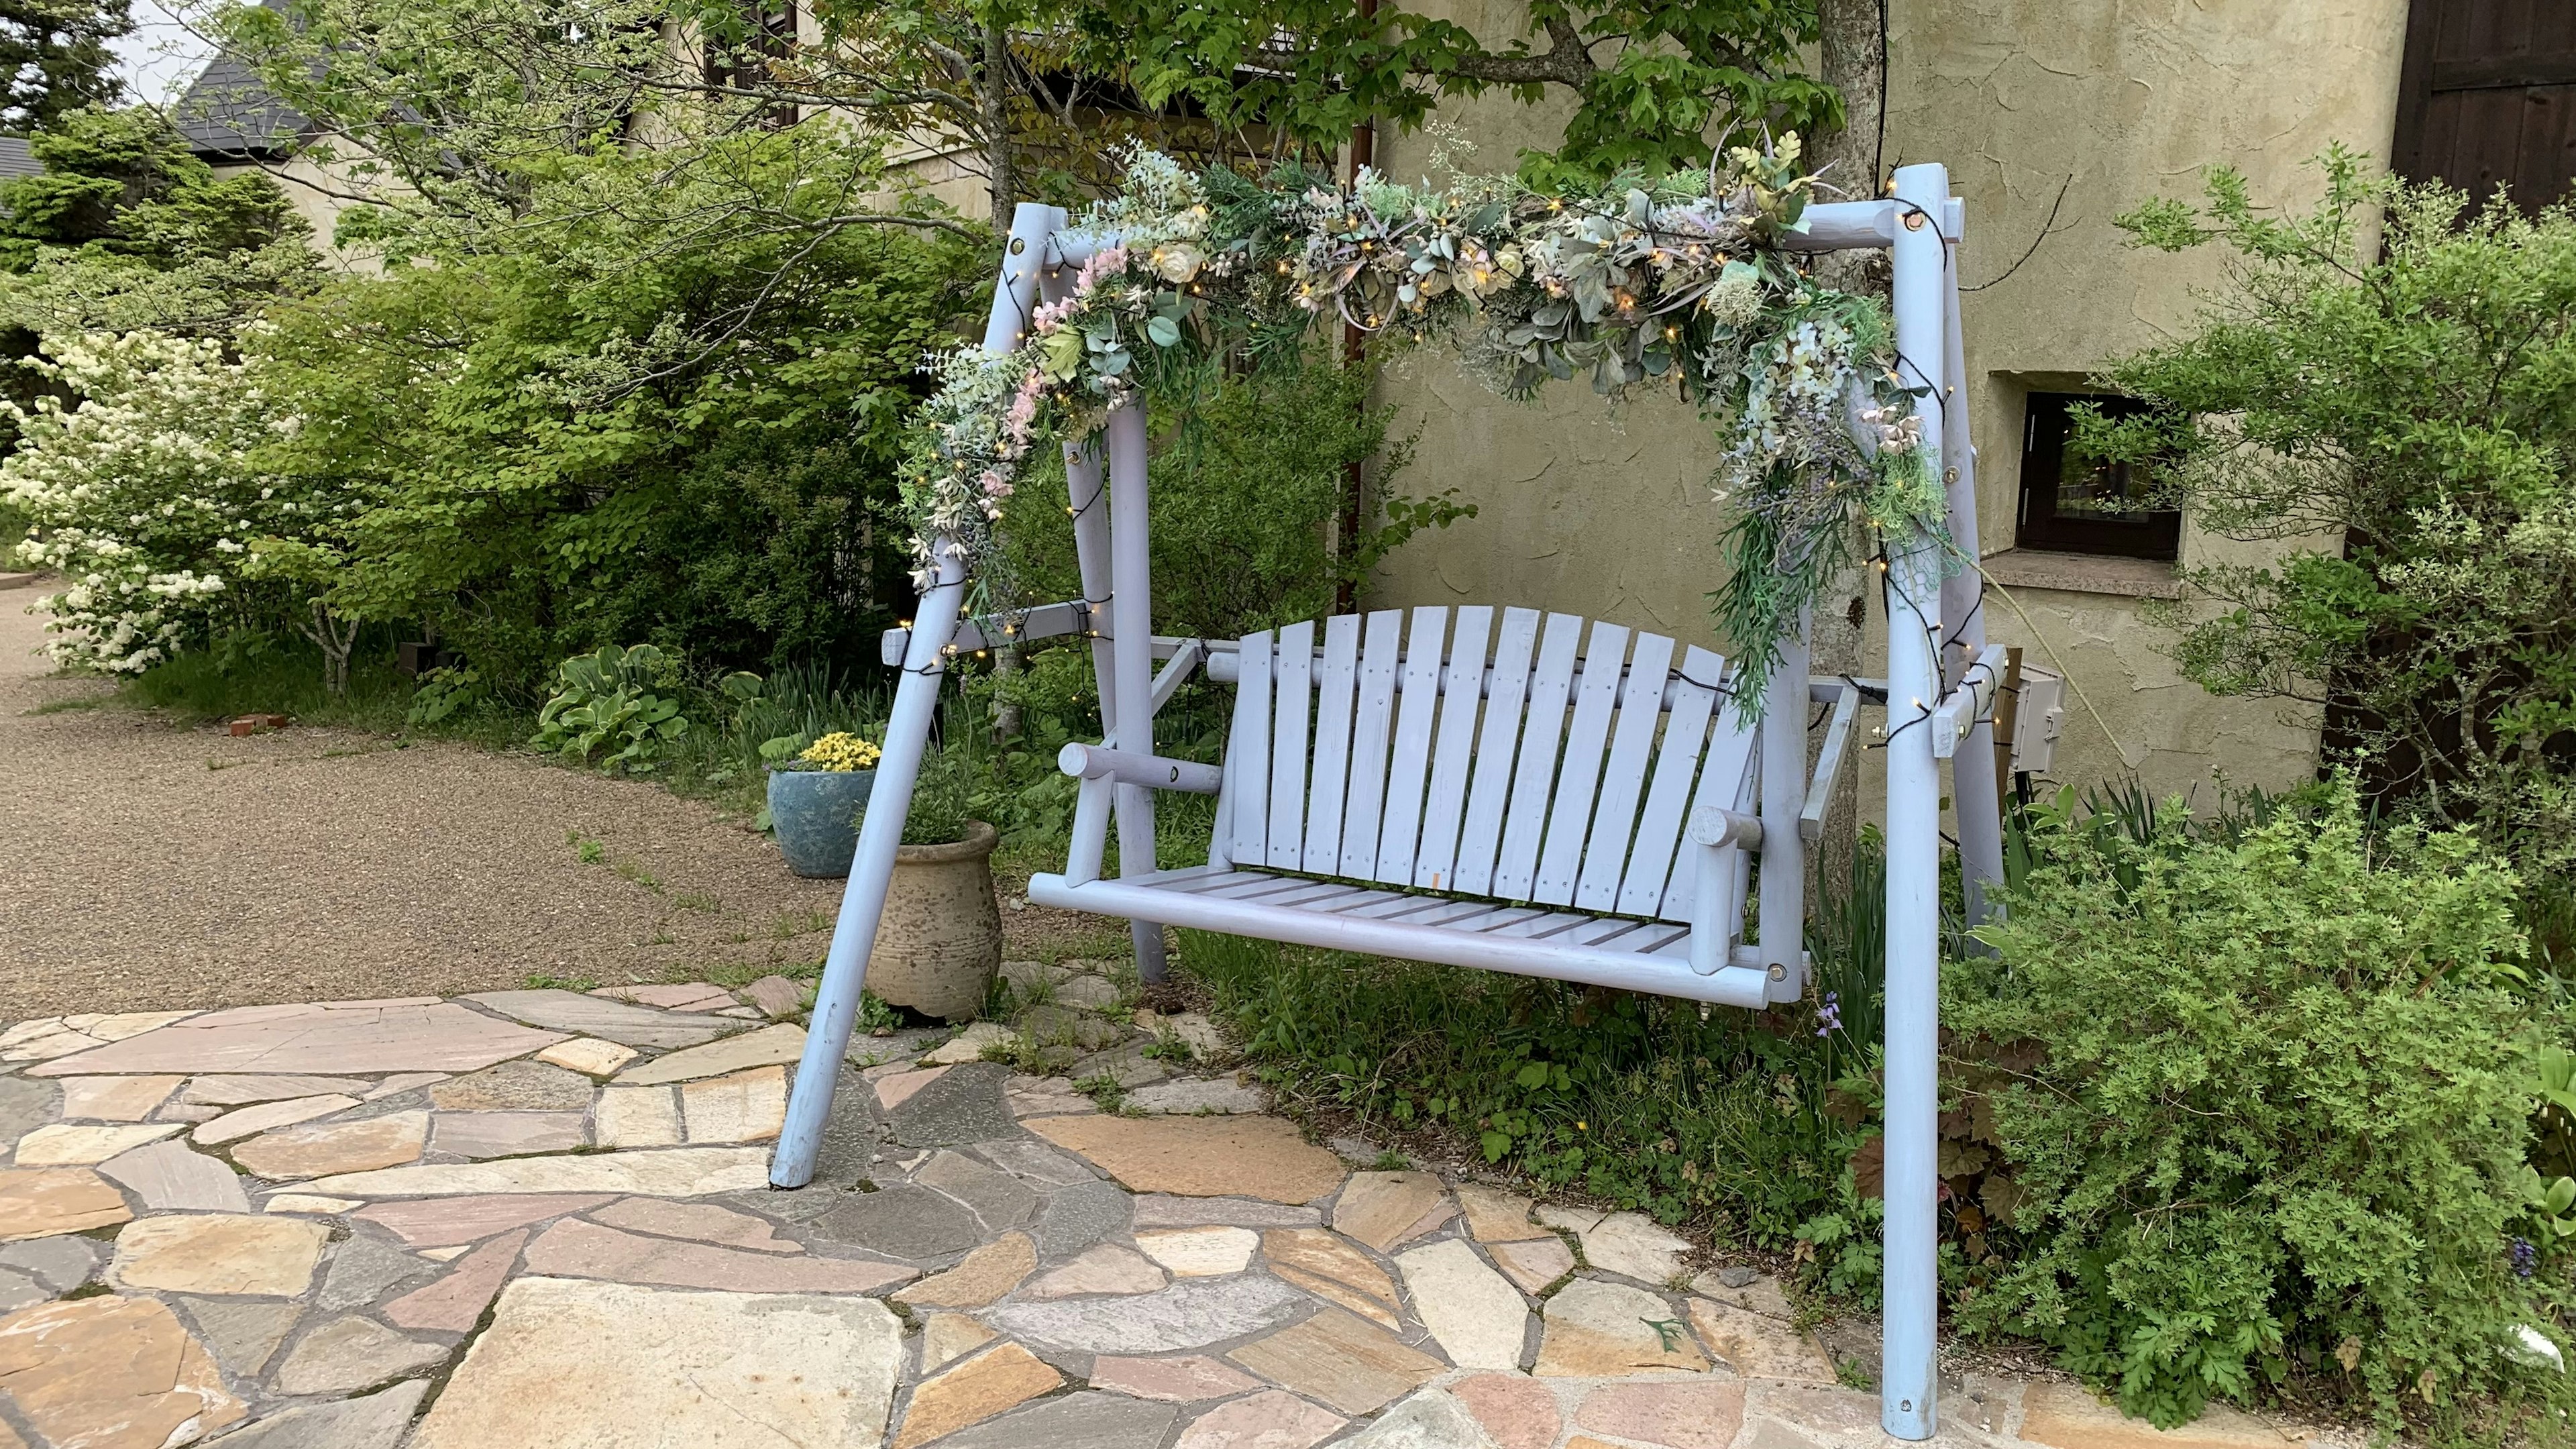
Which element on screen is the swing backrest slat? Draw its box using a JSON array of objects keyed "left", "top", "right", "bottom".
[
  {"left": 1266, "top": 619, "right": 1313, "bottom": 869},
  {"left": 1373, "top": 607, "right": 1449, "bottom": 885},
  {"left": 1302, "top": 615, "right": 1362, "bottom": 873},
  {"left": 1338, "top": 610, "right": 1406, "bottom": 878},
  {"left": 1450, "top": 606, "right": 1538, "bottom": 896},
  {"left": 1491, "top": 612, "right": 1585, "bottom": 902},
  {"left": 1576, "top": 629, "right": 1675, "bottom": 912},
  {"left": 1615, "top": 643, "right": 1724, "bottom": 917},
  {"left": 1227, "top": 629, "right": 1273, "bottom": 865},
  {"left": 1410, "top": 605, "right": 1491, "bottom": 894},
  {"left": 1532, "top": 620, "right": 1630, "bottom": 906}
]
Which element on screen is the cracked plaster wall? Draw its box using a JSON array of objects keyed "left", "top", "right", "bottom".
[{"left": 1361, "top": 0, "right": 2409, "bottom": 803}]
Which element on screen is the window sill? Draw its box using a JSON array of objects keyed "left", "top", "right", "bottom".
[{"left": 1980, "top": 549, "right": 2184, "bottom": 600}]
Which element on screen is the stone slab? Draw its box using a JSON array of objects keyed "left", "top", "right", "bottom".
[
  {"left": 680, "top": 1066, "right": 787, "bottom": 1143},
  {"left": 1022, "top": 1243, "right": 1167, "bottom": 1299},
  {"left": 1397, "top": 1238, "right": 1530, "bottom": 1371},
  {"left": 0, "top": 1080, "right": 58, "bottom": 1153},
  {"left": 366, "top": 1073, "right": 451, "bottom": 1101},
  {"left": 891, "top": 1340, "right": 1063, "bottom": 1449},
  {"left": 917, "top": 1150, "right": 1039, "bottom": 1231},
  {"left": 272, "top": 1314, "right": 445, "bottom": 1395},
  {"left": 58, "top": 1075, "right": 183, "bottom": 1122},
  {"left": 383, "top": 1228, "right": 528, "bottom": 1332},
  {"left": 432, "top": 1112, "right": 588, "bottom": 1159},
  {"left": 12, "top": 1122, "right": 182, "bottom": 1166},
  {"left": 1451, "top": 1373, "right": 1562, "bottom": 1449},
  {"left": 1226, "top": 1305, "right": 1443, "bottom": 1416},
  {"left": 895, "top": 1232, "right": 1036, "bottom": 1308},
  {"left": 1030, "top": 1116, "right": 1344, "bottom": 1203},
  {"left": 1128, "top": 1077, "right": 1266, "bottom": 1115},
  {"left": 32, "top": 1000, "right": 563, "bottom": 1077},
  {"left": 0, "top": 1295, "right": 244, "bottom": 1449},
  {"left": 1572, "top": 1381, "right": 1746, "bottom": 1449},
  {"left": 886, "top": 1063, "right": 1021, "bottom": 1147},
  {"left": 1134, "top": 1195, "right": 1322, "bottom": 1228},
  {"left": 991, "top": 1274, "right": 1306, "bottom": 1354},
  {"left": 97, "top": 1139, "right": 251, "bottom": 1212},
  {"left": 431, "top": 1061, "right": 596, "bottom": 1112},
  {"left": 523, "top": 1218, "right": 914, "bottom": 1294},
  {"left": 1454, "top": 1185, "right": 1550, "bottom": 1244},
  {"left": 174, "top": 1296, "right": 300, "bottom": 1379},
  {"left": 233, "top": 1111, "right": 428, "bottom": 1180},
  {"left": 110, "top": 1215, "right": 328, "bottom": 1297},
  {"left": 1035, "top": 1179, "right": 1134, "bottom": 1257},
  {"left": 462, "top": 991, "right": 733, "bottom": 1050},
  {"left": 1685, "top": 1297, "right": 1837, "bottom": 1383},
  {"left": 589, "top": 1197, "right": 800, "bottom": 1253},
  {"left": 920, "top": 1022, "right": 1014, "bottom": 1067},
  {"left": 265, "top": 1193, "right": 361, "bottom": 1214},
  {"left": 1575, "top": 1211, "right": 1693, "bottom": 1286},
  {"left": 808, "top": 1182, "right": 989, "bottom": 1260},
  {"left": 1488, "top": 1236, "right": 1575, "bottom": 1294},
  {"left": 925, "top": 1391, "right": 1178, "bottom": 1449},
  {"left": 595, "top": 983, "right": 736, "bottom": 1012},
  {"left": 0, "top": 1167, "right": 129, "bottom": 1240},
  {"left": 535, "top": 1038, "right": 639, "bottom": 1077},
  {"left": 195, "top": 1095, "right": 360, "bottom": 1146},
  {"left": 740, "top": 976, "right": 808, "bottom": 1020},
  {"left": 593, "top": 1085, "right": 682, "bottom": 1148},
  {"left": 356, "top": 1193, "right": 618, "bottom": 1246},
  {"left": 203, "top": 1379, "right": 427, "bottom": 1449},
  {"left": 1534, "top": 1279, "right": 1704, "bottom": 1377},
  {"left": 1260, "top": 1228, "right": 1400, "bottom": 1330},
  {"left": 1339, "top": 1389, "right": 1499, "bottom": 1448},
  {"left": 2015, "top": 1382, "right": 2308, "bottom": 1449},
  {"left": 1332, "top": 1172, "right": 1451, "bottom": 1252},
  {"left": 180, "top": 1075, "right": 372, "bottom": 1107},
  {"left": 1173, "top": 1389, "right": 1346, "bottom": 1449},
  {"left": 975, "top": 1137, "right": 1099, "bottom": 1188},
  {"left": 406, "top": 1277, "right": 902, "bottom": 1449},
  {"left": 0, "top": 1238, "right": 96, "bottom": 1293},
  {"left": 318, "top": 1236, "right": 436, "bottom": 1311},
  {"left": 610, "top": 1024, "right": 806, "bottom": 1084},
  {"left": 1091, "top": 1354, "right": 1263, "bottom": 1403},
  {"left": 310, "top": 1146, "right": 771, "bottom": 1198},
  {"left": 919, "top": 1312, "right": 996, "bottom": 1373},
  {"left": 1138, "top": 1226, "right": 1258, "bottom": 1277}
]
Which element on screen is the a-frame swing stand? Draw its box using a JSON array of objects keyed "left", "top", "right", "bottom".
[{"left": 772, "top": 163, "right": 2002, "bottom": 1442}]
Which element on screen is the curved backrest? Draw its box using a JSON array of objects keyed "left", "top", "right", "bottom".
[{"left": 1220, "top": 606, "right": 1756, "bottom": 923}]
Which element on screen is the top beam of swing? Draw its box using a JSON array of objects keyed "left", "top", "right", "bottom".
[{"left": 1030, "top": 197, "right": 1967, "bottom": 269}]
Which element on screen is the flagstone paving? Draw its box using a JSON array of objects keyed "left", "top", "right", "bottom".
[{"left": 0, "top": 965, "right": 2343, "bottom": 1449}]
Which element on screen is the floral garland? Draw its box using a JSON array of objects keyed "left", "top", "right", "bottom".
[{"left": 900, "top": 138, "right": 1945, "bottom": 704}]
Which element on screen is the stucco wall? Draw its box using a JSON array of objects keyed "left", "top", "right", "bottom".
[{"left": 1363, "top": 0, "right": 2412, "bottom": 804}]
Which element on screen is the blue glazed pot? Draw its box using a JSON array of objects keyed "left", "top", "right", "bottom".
[{"left": 767, "top": 767, "right": 877, "bottom": 878}]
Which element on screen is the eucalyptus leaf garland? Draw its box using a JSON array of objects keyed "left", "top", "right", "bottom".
[{"left": 902, "top": 138, "right": 1947, "bottom": 707}]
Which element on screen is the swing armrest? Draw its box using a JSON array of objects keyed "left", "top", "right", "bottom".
[{"left": 1056, "top": 742, "right": 1223, "bottom": 794}]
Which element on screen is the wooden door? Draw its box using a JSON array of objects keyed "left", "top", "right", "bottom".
[{"left": 2394, "top": 0, "right": 2576, "bottom": 211}]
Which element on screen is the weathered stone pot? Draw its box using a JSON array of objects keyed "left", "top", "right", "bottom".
[
  {"left": 867, "top": 819, "right": 1002, "bottom": 1020},
  {"left": 767, "top": 766, "right": 875, "bottom": 878}
]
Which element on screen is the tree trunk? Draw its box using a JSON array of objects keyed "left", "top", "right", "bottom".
[
  {"left": 980, "top": 22, "right": 1016, "bottom": 229},
  {"left": 303, "top": 599, "right": 360, "bottom": 696},
  {"left": 1806, "top": 0, "right": 1889, "bottom": 924}
]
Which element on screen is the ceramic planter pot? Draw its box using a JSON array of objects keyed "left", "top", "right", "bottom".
[
  {"left": 867, "top": 819, "right": 1002, "bottom": 1021},
  {"left": 767, "top": 767, "right": 876, "bottom": 878}
]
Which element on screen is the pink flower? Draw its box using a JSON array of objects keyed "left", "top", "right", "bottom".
[{"left": 979, "top": 469, "right": 1013, "bottom": 498}]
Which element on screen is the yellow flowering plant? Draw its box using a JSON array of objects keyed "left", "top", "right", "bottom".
[{"left": 797, "top": 731, "right": 882, "bottom": 773}]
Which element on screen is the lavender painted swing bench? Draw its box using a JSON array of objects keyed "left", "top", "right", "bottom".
[{"left": 773, "top": 164, "right": 2007, "bottom": 1441}]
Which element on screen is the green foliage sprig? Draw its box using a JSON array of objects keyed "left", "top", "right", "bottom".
[{"left": 905, "top": 138, "right": 1945, "bottom": 702}]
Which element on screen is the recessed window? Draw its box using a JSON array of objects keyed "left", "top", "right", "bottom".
[{"left": 2015, "top": 392, "right": 2180, "bottom": 561}]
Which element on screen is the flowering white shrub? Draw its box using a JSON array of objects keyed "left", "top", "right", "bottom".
[{"left": 1, "top": 331, "right": 308, "bottom": 673}]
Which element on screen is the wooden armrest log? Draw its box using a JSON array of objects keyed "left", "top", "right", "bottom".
[{"left": 1056, "top": 741, "right": 1223, "bottom": 794}]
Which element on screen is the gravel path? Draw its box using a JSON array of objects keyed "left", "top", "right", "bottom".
[{"left": 0, "top": 590, "right": 849, "bottom": 1018}]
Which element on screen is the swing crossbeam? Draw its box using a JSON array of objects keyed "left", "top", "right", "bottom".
[{"left": 775, "top": 168, "right": 1996, "bottom": 1443}]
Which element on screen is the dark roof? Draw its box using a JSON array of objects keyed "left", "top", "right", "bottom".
[
  {"left": 171, "top": 53, "right": 309, "bottom": 161},
  {"left": 0, "top": 137, "right": 38, "bottom": 180}
]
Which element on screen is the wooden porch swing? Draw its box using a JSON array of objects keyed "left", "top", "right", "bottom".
[{"left": 772, "top": 163, "right": 2006, "bottom": 1442}]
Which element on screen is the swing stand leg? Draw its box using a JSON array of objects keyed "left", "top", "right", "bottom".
[{"left": 770, "top": 567, "right": 965, "bottom": 1189}]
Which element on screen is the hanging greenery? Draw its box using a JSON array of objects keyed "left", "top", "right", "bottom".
[{"left": 901, "top": 138, "right": 1946, "bottom": 704}]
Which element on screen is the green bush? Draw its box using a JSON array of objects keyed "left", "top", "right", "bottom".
[{"left": 1948, "top": 779, "right": 2542, "bottom": 1429}]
